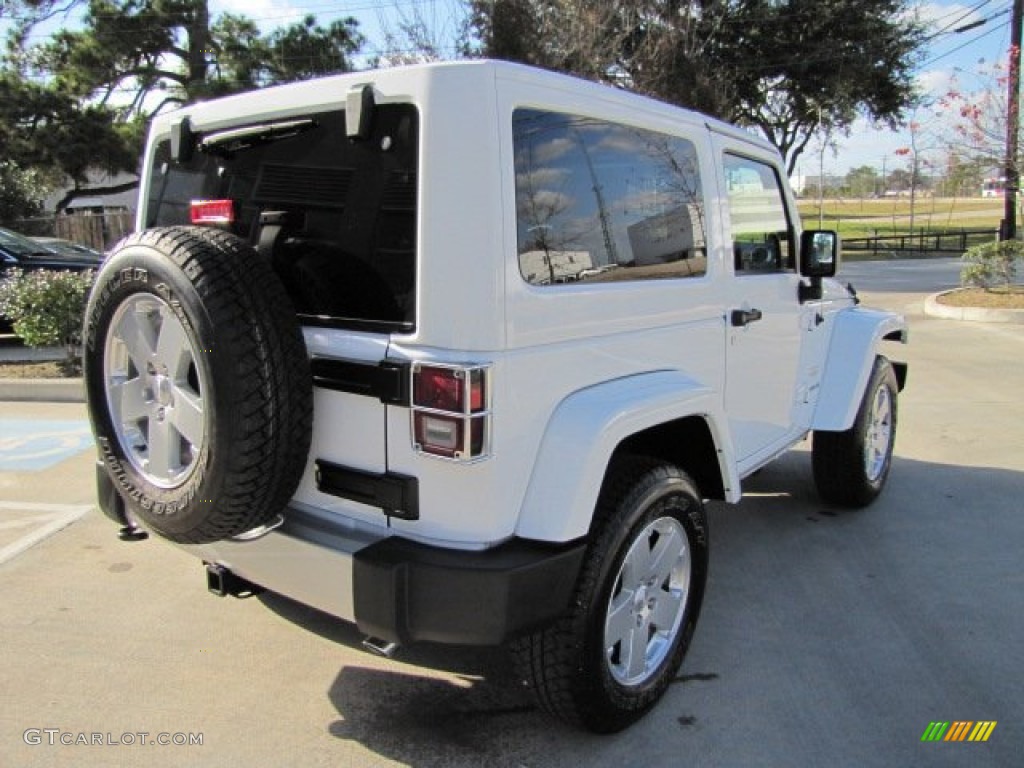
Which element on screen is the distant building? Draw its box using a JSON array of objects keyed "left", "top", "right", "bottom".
[
  {"left": 982, "top": 177, "right": 1007, "bottom": 198},
  {"left": 519, "top": 250, "right": 593, "bottom": 284}
]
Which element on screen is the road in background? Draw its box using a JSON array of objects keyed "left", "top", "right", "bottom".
[
  {"left": 841, "top": 255, "right": 962, "bottom": 296},
  {"left": 1, "top": 259, "right": 1021, "bottom": 767}
]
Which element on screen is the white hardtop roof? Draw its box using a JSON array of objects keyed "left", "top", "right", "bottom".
[{"left": 151, "top": 60, "right": 774, "bottom": 156}]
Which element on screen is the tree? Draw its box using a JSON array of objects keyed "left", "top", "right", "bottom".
[
  {"left": 845, "top": 165, "right": 879, "bottom": 199},
  {"left": 940, "top": 152, "right": 987, "bottom": 198},
  {"left": 936, "top": 56, "right": 1021, "bottom": 188},
  {"left": 468, "top": 0, "right": 925, "bottom": 174},
  {"left": 0, "top": 71, "right": 141, "bottom": 209},
  {"left": 886, "top": 168, "right": 912, "bottom": 192},
  {"left": 373, "top": 1, "right": 471, "bottom": 67},
  {"left": 28, "top": 2, "right": 363, "bottom": 113},
  {"left": 730, "top": 0, "right": 924, "bottom": 175},
  {"left": 0, "top": 161, "right": 58, "bottom": 224},
  {"left": 2, "top": 0, "right": 364, "bottom": 209}
]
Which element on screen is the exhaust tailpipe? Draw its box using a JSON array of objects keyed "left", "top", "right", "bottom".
[{"left": 362, "top": 636, "right": 400, "bottom": 658}]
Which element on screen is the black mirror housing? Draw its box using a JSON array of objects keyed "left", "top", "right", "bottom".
[{"left": 800, "top": 230, "right": 839, "bottom": 278}]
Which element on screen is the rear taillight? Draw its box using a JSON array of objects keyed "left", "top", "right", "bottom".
[
  {"left": 411, "top": 363, "right": 490, "bottom": 461},
  {"left": 190, "top": 199, "right": 235, "bottom": 226}
]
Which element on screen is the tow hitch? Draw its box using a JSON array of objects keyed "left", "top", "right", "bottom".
[{"left": 205, "top": 563, "right": 263, "bottom": 598}]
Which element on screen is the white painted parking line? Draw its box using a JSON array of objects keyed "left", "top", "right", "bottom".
[{"left": 0, "top": 502, "right": 91, "bottom": 565}]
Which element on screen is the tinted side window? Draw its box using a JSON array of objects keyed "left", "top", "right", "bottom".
[
  {"left": 723, "top": 154, "right": 794, "bottom": 274},
  {"left": 513, "top": 109, "right": 707, "bottom": 285}
]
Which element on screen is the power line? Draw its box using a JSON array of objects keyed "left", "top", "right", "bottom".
[
  {"left": 926, "top": 0, "right": 994, "bottom": 39},
  {"left": 922, "top": 18, "right": 1011, "bottom": 68}
]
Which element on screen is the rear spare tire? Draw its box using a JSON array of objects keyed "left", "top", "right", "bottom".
[{"left": 83, "top": 226, "right": 312, "bottom": 543}]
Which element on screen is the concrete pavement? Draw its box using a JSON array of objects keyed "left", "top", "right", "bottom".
[{"left": 1, "top": 260, "right": 1022, "bottom": 767}]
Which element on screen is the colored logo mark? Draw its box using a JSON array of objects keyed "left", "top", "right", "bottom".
[{"left": 921, "top": 721, "right": 997, "bottom": 742}]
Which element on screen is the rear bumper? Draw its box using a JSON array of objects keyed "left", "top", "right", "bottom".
[
  {"left": 96, "top": 464, "right": 585, "bottom": 646},
  {"left": 353, "top": 535, "right": 585, "bottom": 645}
]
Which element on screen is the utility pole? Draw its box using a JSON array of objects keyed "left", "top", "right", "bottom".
[
  {"left": 1002, "top": 0, "right": 1023, "bottom": 240},
  {"left": 574, "top": 131, "right": 619, "bottom": 265}
]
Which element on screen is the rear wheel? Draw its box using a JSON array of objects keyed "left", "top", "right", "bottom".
[
  {"left": 813, "top": 356, "right": 898, "bottom": 507},
  {"left": 512, "top": 458, "right": 708, "bottom": 733}
]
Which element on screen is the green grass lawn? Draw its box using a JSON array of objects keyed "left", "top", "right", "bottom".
[
  {"left": 797, "top": 197, "right": 1004, "bottom": 240},
  {"left": 794, "top": 196, "right": 1003, "bottom": 260},
  {"left": 797, "top": 197, "right": 1002, "bottom": 219}
]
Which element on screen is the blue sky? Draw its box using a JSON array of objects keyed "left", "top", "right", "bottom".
[
  {"left": 824, "top": 1, "right": 1014, "bottom": 176},
  {"left": 255, "top": 0, "right": 1014, "bottom": 177},
  {"left": 2, "top": 0, "right": 1014, "bottom": 177},
  {"left": 176, "top": 0, "right": 1024, "bottom": 177}
]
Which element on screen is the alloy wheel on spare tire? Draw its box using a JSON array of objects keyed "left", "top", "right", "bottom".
[{"left": 83, "top": 226, "right": 313, "bottom": 544}]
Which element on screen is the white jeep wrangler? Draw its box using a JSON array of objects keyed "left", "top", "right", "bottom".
[{"left": 84, "top": 61, "right": 907, "bottom": 733}]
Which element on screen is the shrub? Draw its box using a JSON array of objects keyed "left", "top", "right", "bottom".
[
  {"left": 961, "top": 240, "right": 1023, "bottom": 290},
  {"left": 0, "top": 269, "right": 95, "bottom": 375}
]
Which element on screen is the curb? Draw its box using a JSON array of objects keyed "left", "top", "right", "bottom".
[
  {"left": 0, "top": 378, "right": 84, "bottom": 403},
  {"left": 924, "top": 290, "right": 1024, "bottom": 324}
]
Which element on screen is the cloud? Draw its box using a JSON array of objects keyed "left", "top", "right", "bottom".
[
  {"left": 916, "top": 67, "right": 958, "bottom": 100},
  {"left": 211, "top": 0, "right": 305, "bottom": 31},
  {"left": 516, "top": 167, "right": 571, "bottom": 190},
  {"left": 915, "top": 2, "right": 982, "bottom": 30}
]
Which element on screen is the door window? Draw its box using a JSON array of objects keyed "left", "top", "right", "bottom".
[{"left": 723, "top": 154, "right": 793, "bottom": 274}]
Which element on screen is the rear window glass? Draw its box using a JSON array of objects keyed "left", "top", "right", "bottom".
[{"left": 146, "top": 105, "right": 419, "bottom": 332}]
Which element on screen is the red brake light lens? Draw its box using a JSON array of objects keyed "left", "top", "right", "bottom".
[
  {"left": 414, "top": 366, "right": 464, "bottom": 412},
  {"left": 190, "top": 199, "right": 235, "bottom": 225}
]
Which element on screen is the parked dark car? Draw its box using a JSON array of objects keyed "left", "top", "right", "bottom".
[
  {"left": 30, "top": 236, "right": 105, "bottom": 263},
  {"left": 1, "top": 227, "right": 101, "bottom": 334},
  {"left": 0, "top": 228, "right": 103, "bottom": 271}
]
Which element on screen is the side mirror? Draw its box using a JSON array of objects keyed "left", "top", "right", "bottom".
[
  {"left": 800, "top": 230, "right": 839, "bottom": 278},
  {"left": 798, "top": 230, "right": 839, "bottom": 303}
]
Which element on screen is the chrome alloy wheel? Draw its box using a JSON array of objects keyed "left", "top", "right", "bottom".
[
  {"left": 604, "top": 516, "right": 691, "bottom": 686},
  {"left": 103, "top": 294, "right": 207, "bottom": 488},
  {"left": 863, "top": 383, "right": 893, "bottom": 483}
]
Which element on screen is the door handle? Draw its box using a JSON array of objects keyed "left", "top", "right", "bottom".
[{"left": 730, "top": 308, "right": 763, "bottom": 327}]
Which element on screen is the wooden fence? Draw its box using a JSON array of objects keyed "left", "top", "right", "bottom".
[
  {"left": 9, "top": 211, "right": 134, "bottom": 252},
  {"left": 54, "top": 211, "right": 134, "bottom": 251}
]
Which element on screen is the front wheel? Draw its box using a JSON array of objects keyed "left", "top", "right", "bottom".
[
  {"left": 813, "top": 356, "right": 899, "bottom": 507},
  {"left": 512, "top": 458, "right": 709, "bottom": 733}
]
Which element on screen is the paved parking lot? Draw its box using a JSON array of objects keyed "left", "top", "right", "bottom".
[{"left": 1, "top": 259, "right": 1021, "bottom": 767}]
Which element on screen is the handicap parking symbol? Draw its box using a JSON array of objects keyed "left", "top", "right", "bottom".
[{"left": 0, "top": 420, "right": 95, "bottom": 471}]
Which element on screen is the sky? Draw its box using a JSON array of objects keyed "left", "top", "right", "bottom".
[
  {"left": 195, "top": 0, "right": 1024, "bottom": 178},
  {"left": 1, "top": 0, "right": 1015, "bottom": 178},
  {"left": 821, "top": 0, "right": 1015, "bottom": 177}
]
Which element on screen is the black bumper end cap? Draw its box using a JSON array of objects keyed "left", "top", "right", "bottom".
[{"left": 353, "top": 536, "right": 586, "bottom": 647}]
